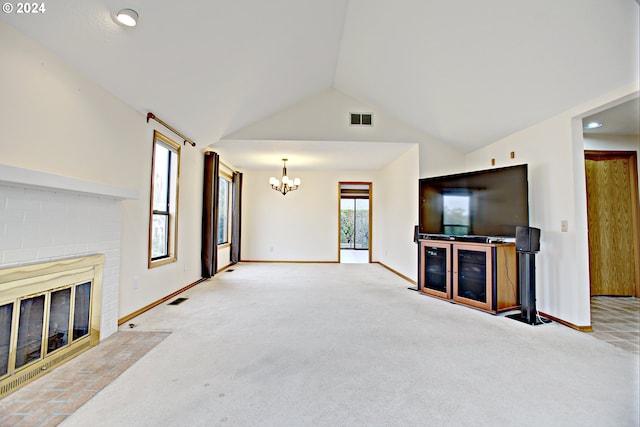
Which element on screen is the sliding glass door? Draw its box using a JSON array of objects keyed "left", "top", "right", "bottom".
[{"left": 340, "top": 198, "right": 369, "bottom": 250}]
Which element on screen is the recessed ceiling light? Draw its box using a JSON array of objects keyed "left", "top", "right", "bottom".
[
  {"left": 116, "top": 9, "right": 139, "bottom": 27},
  {"left": 584, "top": 121, "right": 603, "bottom": 129}
]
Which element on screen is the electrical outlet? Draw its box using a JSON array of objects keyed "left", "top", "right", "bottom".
[
  {"left": 561, "top": 220, "right": 568, "bottom": 232},
  {"left": 133, "top": 276, "right": 138, "bottom": 290},
  {"left": 510, "top": 151, "right": 515, "bottom": 159},
  {"left": 184, "top": 263, "right": 188, "bottom": 272},
  {"left": 491, "top": 158, "right": 495, "bottom": 166}
]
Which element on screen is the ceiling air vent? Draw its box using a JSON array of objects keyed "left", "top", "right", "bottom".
[{"left": 350, "top": 113, "right": 373, "bottom": 126}]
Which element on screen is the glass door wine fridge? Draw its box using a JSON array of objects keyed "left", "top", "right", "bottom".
[
  {"left": 452, "top": 244, "right": 493, "bottom": 311},
  {"left": 419, "top": 241, "right": 451, "bottom": 299}
]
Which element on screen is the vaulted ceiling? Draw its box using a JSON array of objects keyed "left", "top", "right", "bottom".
[{"left": 2, "top": 0, "right": 638, "bottom": 170}]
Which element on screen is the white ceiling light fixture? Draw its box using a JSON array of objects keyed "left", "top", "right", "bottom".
[
  {"left": 116, "top": 9, "right": 139, "bottom": 27},
  {"left": 269, "top": 158, "right": 301, "bottom": 195},
  {"left": 584, "top": 121, "right": 603, "bottom": 130}
]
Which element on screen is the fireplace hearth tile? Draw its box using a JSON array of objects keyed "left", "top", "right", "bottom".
[{"left": 0, "top": 331, "right": 170, "bottom": 426}]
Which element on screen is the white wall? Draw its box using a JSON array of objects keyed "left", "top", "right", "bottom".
[
  {"left": 418, "top": 136, "right": 465, "bottom": 179},
  {"left": 465, "top": 84, "right": 639, "bottom": 327},
  {"left": 241, "top": 169, "right": 377, "bottom": 261},
  {"left": 376, "top": 146, "right": 420, "bottom": 279},
  {"left": 0, "top": 22, "right": 206, "bottom": 325},
  {"left": 584, "top": 134, "right": 640, "bottom": 152}
]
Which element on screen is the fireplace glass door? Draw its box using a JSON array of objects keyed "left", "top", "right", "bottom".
[
  {"left": 0, "top": 254, "right": 103, "bottom": 398},
  {"left": 73, "top": 282, "right": 91, "bottom": 340},
  {"left": 48, "top": 288, "right": 71, "bottom": 353},
  {"left": 3, "top": 281, "right": 93, "bottom": 374},
  {"left": 16, "top": 295, "right": 45, "bottom": 369},
  {"left": 0, "top": 303, "right": 13, "bottom": 376}
]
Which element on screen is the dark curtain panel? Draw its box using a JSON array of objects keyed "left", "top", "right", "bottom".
[
  {"left": 201, "top": 152, "right": 220, "bottom": 278},
  {"left": 231, "top": 171, "right": 243, "bottom": 264}
]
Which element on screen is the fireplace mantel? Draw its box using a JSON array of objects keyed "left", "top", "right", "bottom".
[{"left": 0, "top": 164, "right": 138, "bottom": 200}]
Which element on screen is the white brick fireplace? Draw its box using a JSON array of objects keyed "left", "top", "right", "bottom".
[{"left": 0, "top": 164, "right": 137, "bottom": 339}]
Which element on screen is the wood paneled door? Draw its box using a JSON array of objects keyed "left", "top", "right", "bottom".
[{"left": 585, "top": 151, "right": 640, "bottom": 296}]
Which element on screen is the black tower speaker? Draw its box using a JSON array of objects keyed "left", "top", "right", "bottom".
[
  {"left": 516, "top": 226, "right": 540, "bottom": 253},
  {"left": 508, "top": 226, "right": 549, "bottom": 325},
  {"left": 515, "top": 252, "right": 539, "bottom": 324}
]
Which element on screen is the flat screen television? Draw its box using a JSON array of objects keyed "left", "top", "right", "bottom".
[{"left": 419, "top": 164, "right": 529, "bottom": 238}]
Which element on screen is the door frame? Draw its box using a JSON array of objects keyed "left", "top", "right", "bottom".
[
  {"left": 338, "top": 182, "right": 372, "bottom": 263},
  {"left": 584, "top": 150, "right": 640, "bottom": 297}
]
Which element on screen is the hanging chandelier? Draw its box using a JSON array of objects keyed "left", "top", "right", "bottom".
[{"left": 269, "top": 158, "right": 301, "bottom": 195}]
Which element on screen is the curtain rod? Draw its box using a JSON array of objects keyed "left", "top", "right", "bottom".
[{"left": 146, "top": 112, "right": 196, "bottom": 147}]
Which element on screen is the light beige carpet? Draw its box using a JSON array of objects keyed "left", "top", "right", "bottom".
[
  {"left": 63, "top": 263, "right": 639, "bottom": 427},
  {"left": 0, "top": 331, "right": 170, "bottom": 426}
]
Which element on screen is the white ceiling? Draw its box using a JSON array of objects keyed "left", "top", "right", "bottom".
[
  {"left": 583, "top": 98, "right": 640, "bottom": 136},
  {"left": 214, "top": 139, "right": 417, "bottom": 171},
  {"left": 1, "top": 0, "right": 638, "bottom": 170}
]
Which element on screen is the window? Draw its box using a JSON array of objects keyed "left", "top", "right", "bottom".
[
  {"left": 148, "top": 131, "right": 180, "bottom": 268},
  {"left": 217, "top": 174, "right": 232, "bottom": 245},
  {"left": 340, "top": 197, "right": 369, "bottom": 250}
]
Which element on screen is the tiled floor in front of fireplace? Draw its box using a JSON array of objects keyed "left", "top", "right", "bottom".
[{"left": 0, "top": 331, "right": 170, "bottom": 427}]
